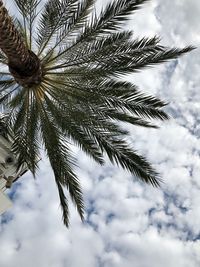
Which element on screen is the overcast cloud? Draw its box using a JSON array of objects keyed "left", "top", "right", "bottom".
[{"left": 0, "top": 0, "right": 200, "bottom": 267}]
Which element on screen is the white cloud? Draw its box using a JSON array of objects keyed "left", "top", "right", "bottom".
[
  {"left": 0, "top": 0, "right": 200, "bottom": 267},
  {"left": 155, "top": 0, "right": 200, "bottom": 45}
]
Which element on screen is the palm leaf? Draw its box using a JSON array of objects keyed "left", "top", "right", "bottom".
[
  {"left": 39, "top": 79, "right": 160, "bottom": 185},
  {"left": 53, "top": 0, "right": 149, "bottom": 56},
  {"left": 37, "top": 0, "right": 79, "bottom": 55},
  {"left": 87, "top": 0, "right": 149, "bottom": 33},
  {"left": 14, "top": 0, "right": 41, "bottom": 49},
  {"left": 10, "top": 89, "right": 40, "bottom": 174},
  {"left": 42, "top": 74, "right": 168, "bottom": 122},
  {"left": 43, "top": 92, "right": 105, "bottom": 165},
  {"left": 38, "top": 0, "right": 94, "bottom": 60},
  {"left": 44, "top": 0, "right": 151, "bottom": 65},
  {"left": 37, "top": 94, "right": 84, "bottom": 226},
  {"left": 93, "top": 130, "right": 161, "bottom": 186},
  {"left": 45, "top": 30, "right": 133, "bottom": 66}
]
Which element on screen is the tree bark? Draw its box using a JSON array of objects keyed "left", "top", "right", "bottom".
[
  {"left": 0, "top": 1, "right": 30, "bottom": 67},
  {"left": 0, "top": 0, "right": 42, "bottom": 86}
]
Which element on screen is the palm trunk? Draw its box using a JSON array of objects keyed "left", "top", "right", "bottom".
[{"left": 0, "top": 0, "right": 42, "bottom": 87}]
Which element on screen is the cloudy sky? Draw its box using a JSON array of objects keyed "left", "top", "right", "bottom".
[{"left": 0, "top": 0, "right": 200, "bottom": 266}]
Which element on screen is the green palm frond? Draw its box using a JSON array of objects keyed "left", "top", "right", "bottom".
[
  {"left": 45, "top": 30, "right": 133, "bottom": 66},
  {"left": 36, "top": 0, "right": 64, "bottom": 53},
  {"left": 9, "top": 88, "right": 40, "bottom": 174},
  {"left": 0, "top": 77, "right": 17, "bottom": 107},
  {"left": 43, "top": 0, "right": 152, "bottom": 64},
  {"left": 8, "top": 86, "right": 25, "bottom": 108},
  {"left": 36, "top": 0, "right": 79, "bottom": 55},
  {"left": 37, "top": 0, "right": 94, "bottom": 59},
  {"left": 38, "top": 96, "right": 84, "bottom": 226},
  {"left": 0, "top": 86, "right": 18, "bottom": 108},
  {"left": 14, "top": 0, "right": 41, "bottom": 49},
  {"left": 94, "top": 80, "right": 169, "bottom": 120},
  {"left": 14, "top": 0, "right": 40, "bottom": 17},
  {"left": 64, "top": 35, "right": 160, "bottom": 68},
  {"left": 52, "top": 0, "right": 149, "bottom": 57},
  {"left": 88, "top": 0, "right": 149, "bottom": 33},
  {"left": 96, "top": 134, "right": 161, "bottom": 186},
  {"left": 45, "top": 46, "right": 194, "bottom": 79},
  {"left": 42, "top": 74, "right": 167, "bottom": 123},
  {"left": 43, "top": 92, "right": 105, "bottom": 165},
  {"left": 38, "top": 80, "right": 160, "bottom": 186}
]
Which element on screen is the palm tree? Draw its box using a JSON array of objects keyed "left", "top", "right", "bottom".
[{"left": 0, "top": 0, "right": 193, "bottom": 226}]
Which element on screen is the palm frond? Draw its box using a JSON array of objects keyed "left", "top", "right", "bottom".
[
  {"left": 0, "top": 114, "right": 11, "bottom": 140},
  {"left": 44, "top": 0, "right": 154, "bottom": 65},
  {"left": 38, "top": 79, "right": 160, "bottom": 186},
  {"left": 93, "top": 130, "right": 161, "bottom": 186},
  {"left": 41, "top": 0, "right": 94, "bottom": 63},
  {"left": 102, "top": 46, "right": 195, "bottom": 75},
  {"left": 52, "top": 0, "right": 148, "bottom": 57},
  {"left": 55, "top": 180, "right": 70, "bottom": 227},
  {"left": 50, "top": 46, "right": 193, "bottom": 79},
  {"left": 8, "top": 86, "right": 26, "bottom": 108},
  {"left": 37, "top": 0, "right": 80, "bottom": 55},
  {"left": 36, "top": 0, "right": 63, "bottom": 54},
  {"left": 0, "top": 78, "right": 18, "bottom": 108},
  {"left": 0, "top": 84, "right": 19, "bottom": 109},
  {"left": 45, "top": 30, "right": 133, "bottom": 66},
  {"left": 46, "top": 43, "right": 193, "bottom": 77},
  {"left": 10, "top": 89, "right": 40, "bottom": 174},
  {"left": 43, "top": 91, "right": 105, "bottom": 165},
  {"left": 87, "top": 0, "right": 149, "bottom": 33},
  {"left": 65, "top": 35, "right": 160, "bottom": 67},
  {"left": 37, "top": 94, "right": 84, "bottom": 226},
  {"left": 101, "top": 110, "right": 158, "bottom": 128},
  {"left": 42, "top": 72, "right": 169, "bottom": 124},
  {"left": 97, "top": 80, "right": 169, "bottom": 120},
  {"left": 46, "top": 89, "right": 129, "bottom": 137},
  {"left": 14, "top": 0, "right": 41, "bottom": 49}
]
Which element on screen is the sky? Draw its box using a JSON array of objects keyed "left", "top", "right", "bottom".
[{"left": 0, "top": 0, "right": 200, "bottom": 266}]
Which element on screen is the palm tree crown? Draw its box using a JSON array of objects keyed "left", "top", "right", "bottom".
[{"left": 0, "top": 0, "right": 193, "bottom": 226}]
